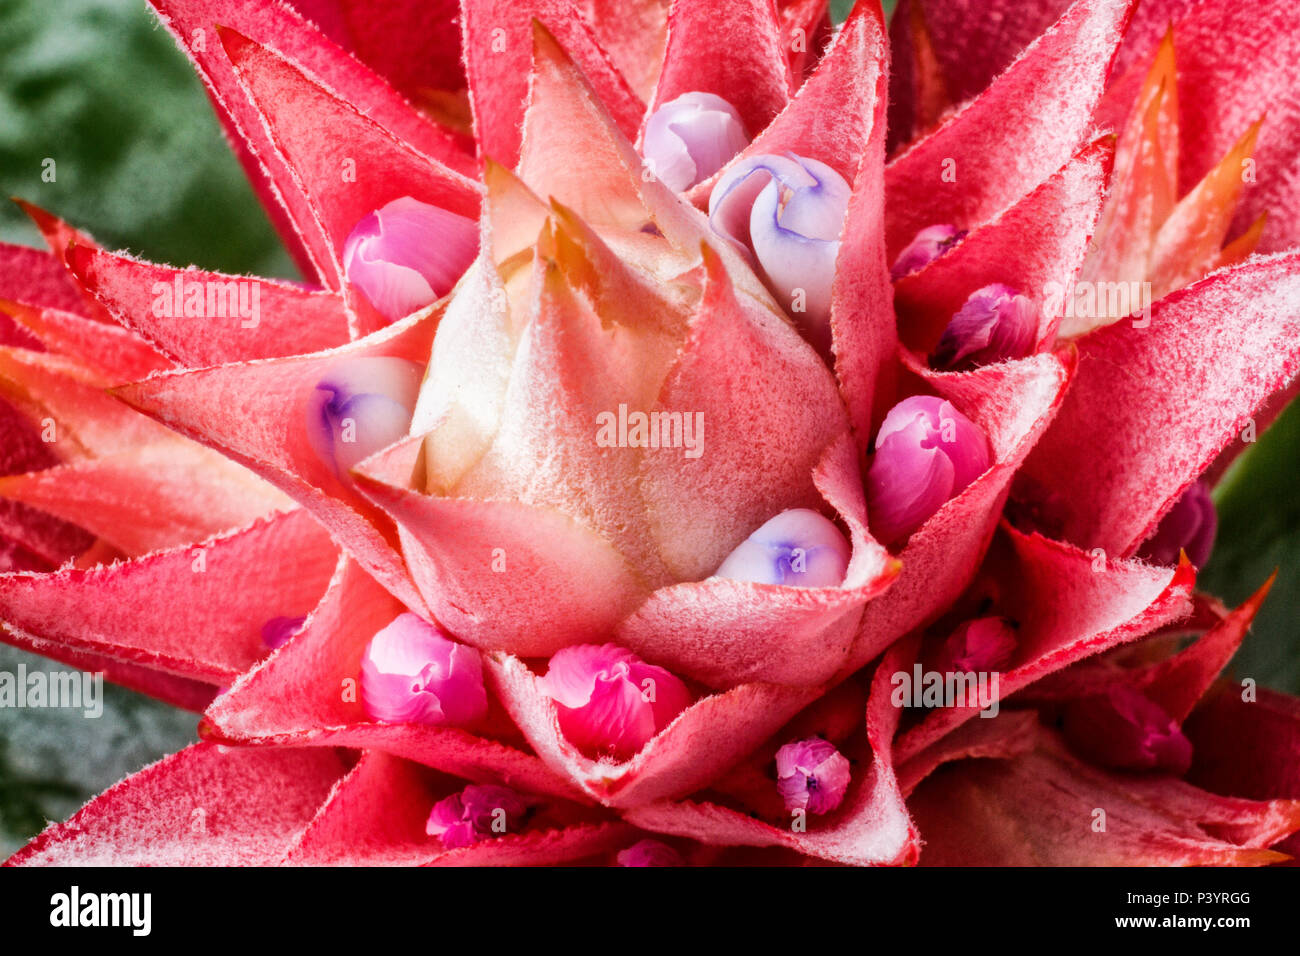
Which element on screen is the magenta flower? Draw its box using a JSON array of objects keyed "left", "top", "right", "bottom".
[
  {"left": 617, "top": 839, "right": 685, "bottom": 867},
  {"left": 1136, "top": 480, "right": 1217, "bottom": 567},
  {"left": 929, "top": 283, "right": 1038, "bottom": 370},
  {"left": 541, "top": 644, "right": 691, "bottom": 760},
  {"left": 2, "top": 0, "right": 1300, "bottom": 869},
  {"left": 1062, "top": 685, "right": 1194, "bottom": 775},
  {"left": 643, "top": 92, "right": 749, "bottom": 192},
  {"left": 891, "top": 223, "right": 966, "bottom": 279},
  {"left": 925, "top": 616, "right": 1018, "bottom": 675},
  {"left": 260, "top": 615, "right": 305, "bottom": 651},
  {"left": 775, "top": 737, "right": 852, "bottom": 815},
  {"left": 426, "top": 785, "right": 531, "bottom": 848},
  {"left": 360, "top": 613, "right": 488, "bottom": 727},
  {"left": 343, "top": 197, "right": 478, "bottom": 323},
  {"left": 865, "top": 395, "right": 991, "bottom": 546}
]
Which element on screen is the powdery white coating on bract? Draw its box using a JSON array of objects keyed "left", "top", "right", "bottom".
[
  {"left": 306, "top": 356, "right": 422, "bottom": 480},
  {"left": 712, "top": 507, "right": 851, "bottom": 587},
  {"left": 343, "top": 196, "right": 478, "bottom": 322},
  {"left": 643, "top": 91, "right": 750, "bottom": 192},
  {"left": 865, "top": 395, "right": 991, "bottom": 546},
  {"left": 707, "top": 152, "right": 851, "bottom": 356},
  {"left": 360, "top": 612, "right": 488, "bottom": 727},
  {"left": 541, "top": 643, "right": 692, "bottom": 760},
  {"left": 775, "top": 736, "right": 852, "bottom": 815}
]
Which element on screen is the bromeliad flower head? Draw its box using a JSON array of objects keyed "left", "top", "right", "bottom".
[
  {"left": 360, "top": 613, "right": 488, "bottom": 727},
  {"left": 540, "top": 644, "right": 691, "bottom": 760},
  {"left": 426, "top": 784, "right": 531, "bottom": 848},
  {"left": 775, "top": 737, "right": 851, "bottom": 815},
  {"left": 306, "top": 356, "right": 422, "bottom": 481},
  {"left": 1136, "top": 480, "right": 1217, "bottom": 567},
  {"left": 929, "top": 283, "right": 1037, "bottom": 371},
  {"left": 708, "top": 152, "right": 851, "bottom": 356},
  {"left": 712, "top": 508, "right": 851, "bottom": 587},
  {"left": 1061, "top": 684, "right": 1194, "bottom": 775},
  {"left": 890, "top": 223, "right": 966, "bottom": 279},
  {"left": 343, "top": 197, "right": 478, "bottom": 323},
  {"left": 643, "top": 92, "right": 750, "bottom": 192},
  {"left": 865, "top": 395, "right": 991, "bottom": 546},
  {"left": 3, "top": 0, "right": 1300, "bottom": 870}
]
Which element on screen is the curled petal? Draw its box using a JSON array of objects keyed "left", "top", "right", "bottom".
[
  {"left": 775, "top": 737, "right": 852, "bottom": 815},
  {"left": 713, "top": 508, "right": 850, "bottom": 588},
  {"left": 643, "top": 92, "right": 749, "bottom": 192},
  {"left": 360, "top": 612, "right": 488, "bottom": 727},
  {"left": 343, "top": 197, "right": 478, "bottom": 322},
  {"left": 1135, "top": 480, "right": 1217, "bottom": 567},
  {"left": 306, "top": 356, "right": 422, "bottom": 480},
  {"left": 930, "top": 283, "right": 1037, "bottom": 371}
]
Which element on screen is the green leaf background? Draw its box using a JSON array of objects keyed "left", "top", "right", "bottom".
[{"left": 0, "top": 0, "right": 1294, "bottom": 854}]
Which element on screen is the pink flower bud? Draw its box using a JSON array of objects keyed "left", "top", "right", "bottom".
[
  {"left": 708, "top": 152, "right": 851, "bottom": 356},
  {"left": 306, "top": 356, "right": 422, "bottom": 480},
  {"left": 1136, "top": 480, "right": 1217, "bottom": 567},
  {"left": 360, "top": 612, "right": 488, "bottom": 727},
  {"left": 713, "top": 508, "right": 851, "bottom": 587},
  {"left": 426, "top": 784, "right": 531, "bottom": 848},
  {"left": 343, "top": 196, "right": 478, "bottom": 322},
  {"left": 260, "top": 615, "right": 305, "bottom": 650},
  {"left": 540, "top": 644, "right": 691, "bottom": 760},
  {"left": 643, "top": 92, "right": 750, "bottom": 192},
  {"left": 775, "top": 736, "right": 851, "bottom": 815},
  {"left": 926, "top": 616, "right": 1018, "bottom": 675},
  {"left": 617, "top": 838, "right": 685, "bottom": 867},
  {"left": 1062, "top": 684, "right": 1193, "bottom": 775},
  {"left": 891, "top": 223, "right": 966, "bottom": 279},
  {"left": 865, "top": 395, "right": 991, "bottom": 546},
  {"left": 930, "top": 283, "right": 1038, "bottom": 371}
]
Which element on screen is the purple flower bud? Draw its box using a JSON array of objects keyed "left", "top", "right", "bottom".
[
  {"left": 260, "top": 615, "right": 305, "bottom": 650},
  {"left": 426, "top": 784, "right": 531, "bottom": 848},
  {"left": 713, "top": 508, "right": 851, "bottom": 587},
  {"left": 643, "top": 92, "right": 750, "bottom": 192},
  {"left": 775, "top": 737, "right": 851, "bottom": 815},
  {"left": 890, "top": 223, "right": 966, "bottom": 280},
  {"left": 540, "top": 644, "right": 692, "bottom": 760},
  {"left": 930, "top": 283, "right": 1038, "bottom": 371},
  {"left": 708, "top": 152, "right": 851, "bottom": 356},
  {"left": 865, "top": 395, "right": 991, "bottom": 546},
  {"left": 306, "top": 356, "right": 422, "bottom": 480},
  {"left": 360, "top": 612, "right": 488, "bottom": 727},
  {"left": 926, "top": 616, "right": 1018, "bottom": 675},
  {"left": 1136, "top": 480, "right": 1217, "bottom": 568},
  {"left": 1062, "top": 684, "right": 1193, "bottom": 775},
  {"left": 343, "top": 196, "right": 478, "bottom": 322},
  {"left": 617, "top": 839, "right": 685, "bottom": 867}
]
